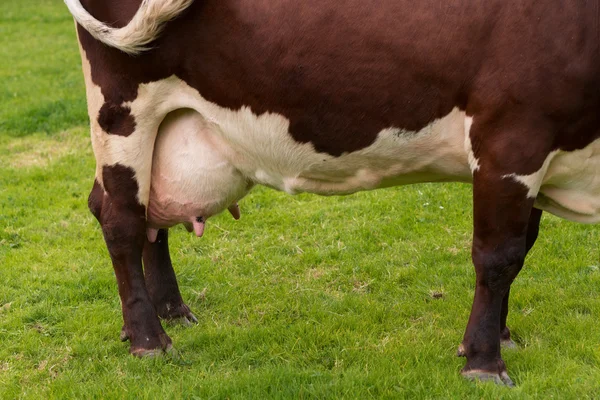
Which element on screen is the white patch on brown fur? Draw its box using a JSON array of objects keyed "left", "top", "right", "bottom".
[{"left": 464, "top": 116, "right": 480, "bottom": 173}]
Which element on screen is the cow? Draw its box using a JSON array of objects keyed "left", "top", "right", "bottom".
[{"left": 65, "top": 0, "right": 600, "bottom": 386}]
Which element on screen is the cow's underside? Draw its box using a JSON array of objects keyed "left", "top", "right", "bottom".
[
  {"left": 149, "top": 91, "right": 600, "bottom": 224},
  {"left": 145, "top": 89, "right": 600, "bottom": 233},
  {"left": 69, "top": 0, "right": 600, "bottom": 386}
]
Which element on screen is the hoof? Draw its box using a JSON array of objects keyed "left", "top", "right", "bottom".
[
  {"left": 129, "top": 333, "right": 172, "bottom": 358},
  {"left": 120, "top": 326, "right": 129, "bottom": 342},
  {"left": 176, "top": 310, "right": 199, "bottom": 325},
  {"left": 461, "top": 369, "right": 514, "bottom": 387},
  {"left": 159, "top": 303, "right": 198, "bottom": 325},
  {"left": 187, "top": 311, "right": 198, "bottom": 323},
  {"left": 164, "top": 310, "right": 198, "bottom": 326},
  {"left": 457, "top": 343, "right": 466, "bottom": 357},
  {"left": 170, "top": 315, "right": 197, "bottom": 326},
  {"left": 501, "top": 338, "right": 518, "bottom": 349},
  {"left": 130, "top": 343, "right": 173, "bottom": 358}
]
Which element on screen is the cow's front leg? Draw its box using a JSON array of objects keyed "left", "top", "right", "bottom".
[
  {"left": 460, "top": 175, "right": 536, "bottom": 386},
  {"left": 143, "top": 229, "right": 198, "bottom": 324},
  {"left": 96, "top": 165, "right": 171, "bottom": 356},
  {"left": 458, "top": 109, "right": 556, "bottom": 384},
  {"left": 458, "top": 207, "right": 542, "bottom": 357}
]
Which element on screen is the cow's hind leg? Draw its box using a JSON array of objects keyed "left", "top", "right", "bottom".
[
  {"left": 95, "top": 165, "right": 172, "bottom": 356},
  {"left": 120, "top": 229, "right": 198, "bottom": 342},
  {"left": 79, "top": 48, "right": 186, "bottom": 355},
  {"left": 143, "top": 229, "right": 198, "bottom": 324},
  {"left": 460, "top": 115, "right": 552, "bottom": 386},
  {"left": 85, "top": 94, "right": 174, "bottom": 355}
]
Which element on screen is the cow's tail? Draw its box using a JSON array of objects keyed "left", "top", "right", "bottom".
[{"left": 64, "top": 0, "right": 194, "bottom": 55}]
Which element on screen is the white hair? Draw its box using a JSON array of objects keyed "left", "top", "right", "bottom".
[{"left": 64, "top": 0, "right": 194, "bottom": 55}]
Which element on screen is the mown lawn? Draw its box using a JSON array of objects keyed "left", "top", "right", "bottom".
[{"left": 1, "top": 1, "right": 599, "bottom": 398}]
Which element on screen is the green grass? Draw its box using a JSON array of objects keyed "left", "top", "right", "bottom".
[{"left": 1, "top": 1, "right": 599, "bottom": 398}]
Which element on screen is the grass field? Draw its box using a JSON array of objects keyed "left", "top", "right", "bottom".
[{"left": 1, "top": 1, "right": 599, "bottom": 398}]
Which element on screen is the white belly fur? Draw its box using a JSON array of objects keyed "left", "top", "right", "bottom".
[
  {"left": 141, "top": 76, "right": 599, "bottom": 228},
  {"left": 534, "top": 139, "right": 600, "bottom": 223}
]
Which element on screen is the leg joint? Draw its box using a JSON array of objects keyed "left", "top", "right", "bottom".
[{"left": 472, "top": 237, "right": 527, "bottom": 293}]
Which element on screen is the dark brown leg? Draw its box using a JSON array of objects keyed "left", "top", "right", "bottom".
[
  {"left": 499, "top": 207, "right": 543, "bottom": 347},
  {"left": 499, "top": 289, "right": 514, "bottom": 347},
  {"left": 525, "top": 208, "right": 543, "bottom": 254},
  {"left": 460, "top": 173, "right": 534, "bottom": 386},
  {"left": 456, "top": 107, "right": 556, "bottom": 386},
  {"left": 91, "top": 166, "right": 171, "bottom": 356},
  {"left": 456, "top": 207, "right": 543, "bottom": 356},
  {"left": 143, "top": 229, "right": 198, "bottom": 323}
]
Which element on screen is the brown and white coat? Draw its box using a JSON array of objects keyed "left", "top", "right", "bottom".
[{"left": 66, "top": 0, "right": 600, "bottom": 385}]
